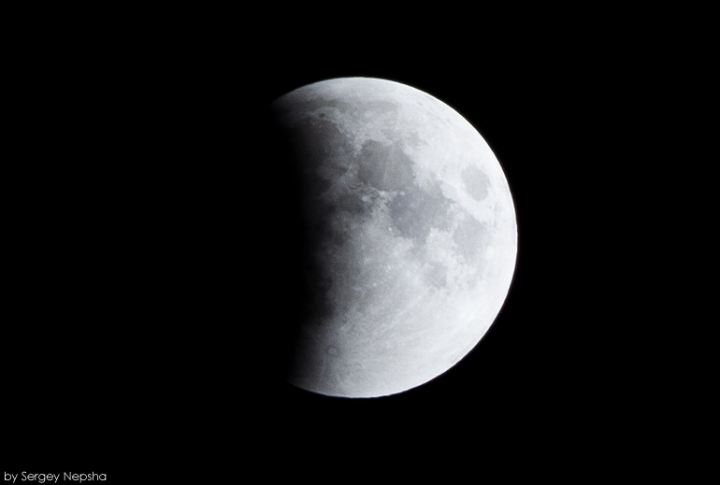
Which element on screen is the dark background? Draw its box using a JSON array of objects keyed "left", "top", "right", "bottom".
[{"left": 5, "top": 8, "right": 697, "bottom": 480}]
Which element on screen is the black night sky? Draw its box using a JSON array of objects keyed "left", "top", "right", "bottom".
[{"left": 6, "top": 10, "right": 681, "bottom": 480}]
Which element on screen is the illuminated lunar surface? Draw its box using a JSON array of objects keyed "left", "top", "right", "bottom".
[{"left": 271, "top": 77, "right": 517, "bottom": 398}]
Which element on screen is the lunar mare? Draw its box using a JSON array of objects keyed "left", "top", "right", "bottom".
[{"left": 271, "top": 77, "right": 517, "bottom": 398}]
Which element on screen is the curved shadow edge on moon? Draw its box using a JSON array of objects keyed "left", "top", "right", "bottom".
[{"left": 270, "top": 77, "right": 517, "bottom": 398}]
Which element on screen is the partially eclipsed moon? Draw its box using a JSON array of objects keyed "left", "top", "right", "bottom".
[{"left": 271, "top": 77, "right": 517, "bottom": 398}]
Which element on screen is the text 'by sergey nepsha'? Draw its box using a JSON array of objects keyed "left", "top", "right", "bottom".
[{"left": 3, "top": 472, "right": 107, "bottom": 483}]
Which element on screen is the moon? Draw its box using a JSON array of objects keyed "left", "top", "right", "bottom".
[{"left": 270, "top": 77, "right": 517, "bottom": 398}]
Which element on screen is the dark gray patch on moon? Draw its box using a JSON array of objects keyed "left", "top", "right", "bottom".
[
  {"left": 357, "top": 140, "right": 414, "bottom": 192},
  {"left": 453, "top": 215, "right": 489, "bottom": 262},
  {"left": 461, "top": 166, "right": 490, "bottom": 201},
  {"left": 388, "top": 178, "right": 453, "bottom": 244},
  {"left": 289, "top": 118, "right": 352, "bottom": 193},
  {"left": 337, "top": 189, "right": 371, "bottom": 218},
  {"left": 289, "top": 117, "right": 379, "bottom": 227}
]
